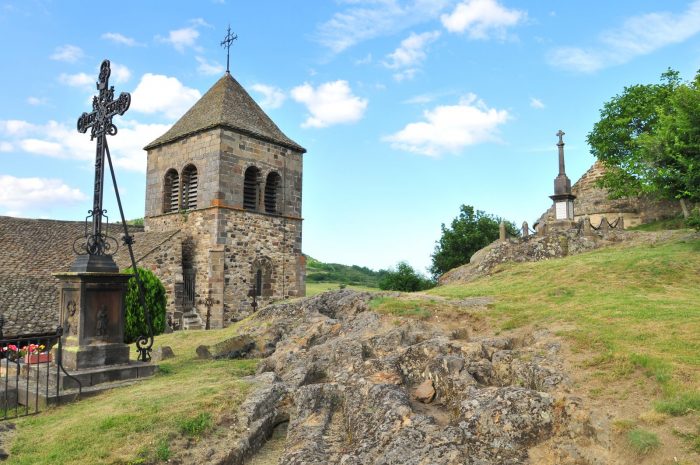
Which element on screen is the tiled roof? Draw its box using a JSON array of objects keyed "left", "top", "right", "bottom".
[
  {"left": 0, "top": 216, "right": 178, "bottom": 336},
  {"left": 144, "top": 73, "right": 305, "bottom": 153}
]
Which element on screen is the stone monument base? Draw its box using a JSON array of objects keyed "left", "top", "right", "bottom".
[
  {"left": 60, "top": 342, "right": 130, "bottom": 371},
  {"left": 2, "top": 359, "right": 158, "bottom": 407}
]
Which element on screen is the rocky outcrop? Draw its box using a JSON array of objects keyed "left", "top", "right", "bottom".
[
  {"left": 181, "top": 290, "right": 609, "bottom": 465},
  {"left": 440, "top": 227, "right": 630, "bottom": 285}
]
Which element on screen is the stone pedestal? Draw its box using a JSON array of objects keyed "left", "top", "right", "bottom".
[{"left": 53, "top": 271, "right": 131, "bottom": 371}]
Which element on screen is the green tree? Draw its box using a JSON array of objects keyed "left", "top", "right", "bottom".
[
  {"left": 430, "top": 205, "right": 518, "bottom": 278},
  {"left": 379, "top": 262, "right": 434, "bottom": 292},
  {"left": 123, "top": 267, "right": 167, "bottom": 344},
  {"left": 587, "top": 69, "right": 699, "bottom": 216}
]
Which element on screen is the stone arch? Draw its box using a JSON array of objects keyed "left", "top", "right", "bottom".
[
  {"left": 243, "top": 165, "right": 261, "bottom": 211},
  {"left": 251, "top": 256, "right": 273, "bottom": 297},
  {"left": 163, "top": 169, "right": 179, "bottom": 213},
  {"left": 264, "top": 171, "right": 282, "bottom": 214},
  {"left": 181, "top": 164, "right": 198, "bottom": 211}
]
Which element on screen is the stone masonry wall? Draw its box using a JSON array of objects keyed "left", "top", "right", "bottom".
[
  {"left": 145, "top": 207, "right": 303, "bottom": 328},
  {"left": 145, "top": 127, "right": 303, "bottom": 219}
]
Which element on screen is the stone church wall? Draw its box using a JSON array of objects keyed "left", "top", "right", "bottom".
[
  {"left": 145, "top": 127, "right": 303, "bottom": 219},
  {"left": 145, "top": 208, "right": 303, "bottom": 328}
]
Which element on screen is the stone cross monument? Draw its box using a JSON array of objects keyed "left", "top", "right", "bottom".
[{"left": 549, "top": 130, "right": 576, "bottom": 222}]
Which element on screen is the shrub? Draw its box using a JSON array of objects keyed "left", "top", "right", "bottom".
[
  {"left": 124, "top": 267, "right": 167, "bottom": 344},
  {"left": 379, "top": 262, "right": 435, "bottom": 292},
  {"left": 686, "top": 208, "right": 700, "bottom": 231},
  {"left": 430, "top": 205, "right": 518, "bottom": 278}
]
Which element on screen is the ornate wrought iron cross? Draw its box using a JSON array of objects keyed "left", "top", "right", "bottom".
[
  {"left": 76, "top": 60, "right": 131, "bottom": 256},
  {"left": 221, "top": 25, "right": 238, "bottom": 74}
]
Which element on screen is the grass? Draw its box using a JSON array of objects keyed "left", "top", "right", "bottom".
[
  {"left": 673, "top": 425, "right": 700, "bottom": 453},
  {"left": 655, "top": 392, "right": 700, "bottom": 416},
  {"left": 6, "top": 324, "right": 258, "bottom": 465},
  {"left": 627, "top": 216, "right": 687, "bottom": 231},
  {"left": 369, "top": 296, "right": 441, "bottom": 320},
  {"left": 429, "top": 234, "right": 700, "bottom": 408},
  {"left": 627, "top": 428, "right": 661, "bottom": 455}
]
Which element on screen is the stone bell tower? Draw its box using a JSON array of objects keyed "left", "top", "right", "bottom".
[{"left": 142, "top": 71, "right": 306, "bottom": 328}]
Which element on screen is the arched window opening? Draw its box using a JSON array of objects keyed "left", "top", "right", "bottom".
[
  {"left": 252, "top": 257, "right": 272, "bottom": 298},
  {"left": 181, "top": 165, "right": 198, "bottom": 210},
  {"left": 243, "top": 166, "right": 261, "bottom": 211},
  {"left": 255, "top": 269, "right": 263, "bottom": 297},
  {"left": 163, "top": 169, "right": 179, "bottom": 213},
  {"left": 264, "top": 172, "right": 281, "bottom": 214}
]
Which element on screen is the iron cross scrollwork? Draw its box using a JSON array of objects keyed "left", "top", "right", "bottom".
[
  {"left": 76, "top": 60, "right": 131, "bottom": 256},
  {"left": 221, "top": 25, "right": 237, "bottom": 74}
]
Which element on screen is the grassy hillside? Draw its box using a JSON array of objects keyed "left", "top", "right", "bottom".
[
  {"left": 5, "top": 233, "right": 699, "bottom": 463},
  {"left": 430, "top": 233, "right": 700, "bottom": 388},
  {"left": 305, "top": 255, "right": 384, "bottom": 288},
  {"left": 429, "top": 231, "right": 700, "bottom": 460}
]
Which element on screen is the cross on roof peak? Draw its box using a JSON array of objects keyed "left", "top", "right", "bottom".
[{"left": 221, "top": 24, "right": 238, "bottom": 74}]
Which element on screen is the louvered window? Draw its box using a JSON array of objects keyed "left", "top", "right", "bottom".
[
  {"left": 181, "top": 165, "right": 198, "bottom": 211},
  {"left": 163, "top": 169, "right": 179, "bottom": 213},
  {"left": 243, "top": 166, "right": 260, "bottom": 211},
  {"left": 264, "top": 172, "right": 281, "bottom": 214}
]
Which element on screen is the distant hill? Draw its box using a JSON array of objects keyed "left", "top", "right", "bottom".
[{"left": 305, "top": 255, "right": 385, "bottom": 288}]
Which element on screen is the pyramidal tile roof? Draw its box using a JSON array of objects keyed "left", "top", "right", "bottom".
[{"left": 144, "top": 72, "right": 305, "bottom": 153}]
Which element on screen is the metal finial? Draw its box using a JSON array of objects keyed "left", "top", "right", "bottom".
[{"left": 220, "top": 24, "right": 238, "bottom": 74}]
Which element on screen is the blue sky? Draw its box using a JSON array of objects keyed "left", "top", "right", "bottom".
[{"left": 2, "top": 1, "right": 700, "bottom": 273}]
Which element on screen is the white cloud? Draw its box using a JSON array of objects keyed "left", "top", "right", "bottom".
[
  {"left": 355, "top": 53, "right": 373, "bottom": 65},
  {"left": 107, "top": 120, "right": 173, "bottom": 172},
  {"left": 50, "top": 44, "right": 84, "bottom": 63},
  {"left": 0, "top": 120, "right": 36, "bottom": 136},
  {"left": 0, "top": 176, "right": 87, "bottom": 215},
  {"left": 27, "top": 97, "right": 46, "bottom": 106},
  {"left": 291, "top": 80, "right": 368, "bottom": 128},
  {"left": 111, "top": 63, "right": 132, "bottom": 83},
  {"left": 441, "top": 0, "right": 525, "bottom": 39},
  {"left": 0, "top": 141, "right": 13, "bottom": 152},
  {"left": 0, "top": 119, "right": 169, "bottom": 173},
  {"left": 101, "top": 32, "right": 139, "bottom": 46},
  {"left": 317, "top": 0, "right": 452, "bottom": 53},
  {"left": 58, "top": 72, "right": 93, "bottom": 89},
  {"left": 20, "top": 138, "right": 64, "bottom": 156},
  {"left": 384, "top": 30, "right": 440, "bottom": 81},
  {"left": 160, "top": 26, "right": 199, "bottom": 52},
  {"left": 529, "top": 97, "right": 545, "bottom": 109},
  {"left": 403, "top": 94, "right": 434, "bottom": 104},
  {"left": 384, "top": 93, "right": 509, "bottom": 156},
  {"left": 549, "top": 1, "right": 700, "bottom": 73},
  {"left": 195, "top": 56, "right": 225, "bottom": 76},
  {"left": 131, "top": 74, "right": 201, "bottom": 120},
  {"left": 251, "top": 84, "right": 287, "bottom": 110}
]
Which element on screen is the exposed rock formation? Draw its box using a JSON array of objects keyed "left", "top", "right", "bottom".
[
  {"left": 439, "top": 227, "right": 630, "bottom": 285},
  {"left": 177, "top": 290, "right": 609, "bottom": 465}
]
